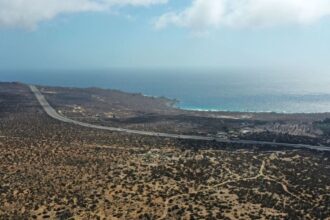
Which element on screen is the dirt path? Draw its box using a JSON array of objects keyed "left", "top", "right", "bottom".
[{"left": 157, "top": 155, "right": 306, "bottom": 219}]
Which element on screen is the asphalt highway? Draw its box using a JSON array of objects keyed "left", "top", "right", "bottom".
[{"left": 30, "top": 85, "right": 330, "bottom": 152}]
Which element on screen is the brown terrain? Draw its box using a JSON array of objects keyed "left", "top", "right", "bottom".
[
  {"left": 0, "top": 82, "right": 329, "bottom": 219},
  {"left": 40, "top": 84, "right": 330, "bottom": 146}
]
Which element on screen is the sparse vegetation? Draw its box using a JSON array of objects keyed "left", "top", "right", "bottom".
[{"left": 0, "top": 82, "right": 329, "bottom": 219}]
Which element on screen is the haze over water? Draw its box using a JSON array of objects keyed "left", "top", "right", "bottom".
[{"left": 1, "top": 69, "right": 330, "bottom": 113}]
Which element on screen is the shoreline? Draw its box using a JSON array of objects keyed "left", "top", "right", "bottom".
[
  {"left": 178, "top": 106, "right": 330, "bottom": 115},
  {"left": 4, "top": 81, "right": 330, "bottom": 115},
  {"left": 143, "top": 93, "right": 330, "bottom": 115}
]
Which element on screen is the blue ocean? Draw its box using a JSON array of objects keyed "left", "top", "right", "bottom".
[{"left": 1, "top": 69, "right": 330, "bottom": 113}]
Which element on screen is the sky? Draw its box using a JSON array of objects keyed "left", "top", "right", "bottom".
[{"left": 0, "top": 0, "right": 330, "bottom": 71}]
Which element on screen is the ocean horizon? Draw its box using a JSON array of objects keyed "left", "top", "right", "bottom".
[{"left": 1, "top": 69, "right": 330, "bottom": 114}]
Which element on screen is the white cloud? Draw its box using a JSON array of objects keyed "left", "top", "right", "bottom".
[
  {"left": 155, "top": 0, "right": 330, "bottom": 30},
  {"left": 0, "top": 0, "right": 167, "bottom": 29}
]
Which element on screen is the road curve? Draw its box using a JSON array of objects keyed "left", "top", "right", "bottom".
[{"left": 29, "top": 85, "right": 330, "bottom": 152}]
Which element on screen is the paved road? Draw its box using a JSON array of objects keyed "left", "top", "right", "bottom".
[{"left": 30, "top": 85, "right": 330, "bottom": 152}]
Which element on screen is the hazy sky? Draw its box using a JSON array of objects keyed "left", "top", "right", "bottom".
[{"left": 0, "top": 0, "right": 330, "bottom": 71}]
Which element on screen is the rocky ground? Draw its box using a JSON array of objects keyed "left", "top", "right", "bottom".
[{"left": 0, "top": 82, "right": 329, "bottom": 219}]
